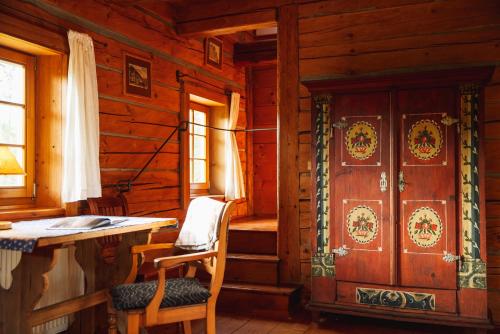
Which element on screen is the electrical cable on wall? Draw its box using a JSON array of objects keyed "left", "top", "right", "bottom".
[{"left": 114, "top": 120, "right": 277, "bottom": 193}]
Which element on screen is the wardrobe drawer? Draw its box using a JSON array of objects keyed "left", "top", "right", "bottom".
[{"left": 336, "top": 281, "right": 457, "bottom": 314}]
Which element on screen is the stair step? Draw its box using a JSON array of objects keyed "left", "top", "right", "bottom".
[
  {"left": 227, "top": 253, "right": 279, "bottom": 262},
  {"left": 225, "top": 253, "right": 279, "bottom": 285},
  {"left": 217, "top": 282, "right": 302, "bottom": 320},
  {"left": 228, "top": 217, "right": 277, "bottom": 255},
  {"left": 229, "top": 216, "right": 277, "bottom": 232}
]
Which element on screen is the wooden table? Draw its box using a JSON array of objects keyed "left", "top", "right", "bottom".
[{"left": 0, "top": 216, "right": 177, "bottom": 334}]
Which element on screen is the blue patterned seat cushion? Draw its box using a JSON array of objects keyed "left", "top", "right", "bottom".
[{"left": 111, "top": 278, "right": 211, "bottom": 311}]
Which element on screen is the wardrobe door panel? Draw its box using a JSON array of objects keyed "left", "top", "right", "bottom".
[
  {"left": 398, "top": 87, "right": 457, "bottom": 289},
  {"left": 332, "top": 91, "right": 393, "bottom": 286}
]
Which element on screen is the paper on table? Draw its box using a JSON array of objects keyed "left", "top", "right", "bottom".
[{"left": 47, "top": 216, "right": 128, "bottom": 230}]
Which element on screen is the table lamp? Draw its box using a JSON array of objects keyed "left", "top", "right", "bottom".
[{"left": 0, "top": 146, "right": 25, "bottom": 230}]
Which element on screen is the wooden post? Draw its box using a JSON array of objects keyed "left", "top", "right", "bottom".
[
  {"left": 246, "top": 67, "right": 254, "bottom": 216},
  {"left": 277, "top": 4, "right": 301, "bottom": 283}
]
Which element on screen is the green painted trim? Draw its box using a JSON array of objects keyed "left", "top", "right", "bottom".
[
  {"left": 133, "top": 4, "right": 176, "bottom": 30},
  {"left": 312, "top": 253, "right": 335, "bottom": 277},
  {"left": 24, "top": 0, "right": 243, "bottom": 90},
  {"left": 96, "top": 63, "right": 121, "bottom": 73},
  {"left": 356, "top": 288, "right": 435, "bottom": 311},
  {"left": 459, "top": 258, "right": 487, "bottom": 289},
  {"left": 96, "top": 63, "right": 180, "bottom": 92}
]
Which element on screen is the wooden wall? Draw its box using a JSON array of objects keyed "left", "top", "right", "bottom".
[
  {"left": 297, "top": 0, "right": 500, "bottom": 323},
  {"left": 252, "top": 65, "right": 277, "bottom": 217},
  {"left": 0, "top": 0, "right": 250, "bottom": 228}
]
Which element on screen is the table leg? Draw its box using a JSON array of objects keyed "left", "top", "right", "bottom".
[
  {"left": 69, "top": 230, "right": 153, "bottom": 334},
  {"left": 0, "top": 248, "right": 57, "bottom": 334}
]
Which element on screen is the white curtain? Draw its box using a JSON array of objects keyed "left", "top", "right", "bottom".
[
  {"left": 62, "top": 30, "right": 101, "bottom": 203},
  {"left": 224, "top": 92, "right": 245, "bottom": 200}
]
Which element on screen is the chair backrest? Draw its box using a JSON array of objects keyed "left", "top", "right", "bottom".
[
  {"left": 88, "top": 194, "right": 129, "bottom": 216},
  {"left": 175, "top": 197, "right": 229, "bottom": 251},
  {"left": 207, "top": 200, "right": 235, "bottom": 302}
]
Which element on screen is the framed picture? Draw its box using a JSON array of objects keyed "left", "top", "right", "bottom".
[
  {"left": 205, "top": 38, "right": 223, "bottom": 69},
  {"left": 123, "top": 53, "right": 151, "bottom": 98}
]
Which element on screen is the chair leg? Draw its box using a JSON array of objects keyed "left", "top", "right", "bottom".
[
  {"left": 127, "top": 314, "right": 141, "bottom": 334},
  {"left": 107, "top": 299, "right": 118, "bottom": 334},
  {"left": 206, "top": 307, "right": 216, "bottom": 334},
  {"left": 183, "top": 320, "right": 192, "bottom": 334}
]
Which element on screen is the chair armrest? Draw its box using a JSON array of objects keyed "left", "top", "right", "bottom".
[
  {"left": 131, "top": 243, "right": 175, "bottom": 254},
  {"left": 154, "top": 250, "right": 217, "bottom": 269}
]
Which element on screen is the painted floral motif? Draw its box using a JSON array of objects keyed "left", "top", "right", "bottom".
[
  {"left": 347, "top": 205, "right": 378, "bottom": 244},
  {"left": 345, "top": 121, "right": 378, "bottom": 160},
  {"left": 408, "top": 207, "right": 443, "bottom": 248},
  {"left": 408, "top": 119, "right": 443, "bottom": 160}
]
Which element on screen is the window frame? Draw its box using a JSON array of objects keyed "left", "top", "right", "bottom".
[
  {"left": 189, "top": 102, "right": 210, "bottom": 192},
  {"left": 0, "top": 46, "right": 35, "bottom": 200}
]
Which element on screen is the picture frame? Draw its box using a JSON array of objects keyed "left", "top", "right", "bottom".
[
  {"left": 123, "top": 53, "right": 151, "bottom": 98},
  {"left": 205, "top": 37, "right": 223, "bottom": 69}
]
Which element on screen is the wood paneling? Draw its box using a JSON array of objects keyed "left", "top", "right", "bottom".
[
  {"left": 252, "top": 66, "right": 277, "bottom": 216},
  {"left": 0, "top": 0, "right": 248, "bottom": 224}
]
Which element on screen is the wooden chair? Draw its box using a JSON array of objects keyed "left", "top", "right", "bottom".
[
  {"left": 88, "top": 193, "right": 129, "bottom": 216},
  {"left": 88, "top": 194, "right": 129, "bottom": 263},
  {"left": 107, "top": 199, "right": 235, "bottom": 334}
]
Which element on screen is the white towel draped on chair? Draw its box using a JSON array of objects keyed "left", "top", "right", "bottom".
[{"left": 175, "top": 197, "right": 226, "bottom": 251}]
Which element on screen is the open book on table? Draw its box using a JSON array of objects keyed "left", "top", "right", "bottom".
[{"left": 47, "top": 216, "right": 128, "bottom": 230}]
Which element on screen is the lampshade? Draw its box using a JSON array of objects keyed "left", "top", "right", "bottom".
[{"left": 0, "top": 146, "right": 25, "bottom": 175}]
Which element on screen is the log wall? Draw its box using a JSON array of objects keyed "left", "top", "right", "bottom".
[
  {"left": 0, "top": 0, "right": 250, "bottom": 229},
  {"left": 252, "top": 65, "right": 277, "bottom": 217},
  {"left": 297, "top": 0, "right": 500, "bottom": 324}
]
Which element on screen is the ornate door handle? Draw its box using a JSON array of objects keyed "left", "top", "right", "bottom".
[
  {"left": 442, "top": 253, "right": 460, "bottom": 262},
  {"left": 398, "top": 171, "right": 406, "bottom": 192},
  {"left": 333, "top": 246, "right": 349, "bottom": 257},
  {"left": 380, "top": 172, "right": 387, "bottom": 192}
]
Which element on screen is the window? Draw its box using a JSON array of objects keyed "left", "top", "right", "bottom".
[
  {"left": 0, "top": 47, "right": 35, "bottom": 199},
  {"left": 189, "top": 103, "right": 209, "bottom": 191}
]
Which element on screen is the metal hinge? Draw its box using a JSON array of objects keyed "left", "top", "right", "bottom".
[
  {"left": 331, "top": 120, "right": 348, "bottom": 130},
  {"left": 442, "top": 252, "right": 460, "bottom": 263},
  {"left": 332, "top": 246, "right": 349, "bottom": 257},
  {"left": 441, "top": 115, "right": 459, "bottom": 126},
  {"left": 32, "top": 183, "right": 37, "bottom": 199}
]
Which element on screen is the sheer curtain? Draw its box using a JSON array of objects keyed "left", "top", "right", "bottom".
[
  {"left": 62, "top": 30, "right": 101, "bottom": 203},
  {"left": 224, "top": 92, "right": 245, "bottom": 200}
]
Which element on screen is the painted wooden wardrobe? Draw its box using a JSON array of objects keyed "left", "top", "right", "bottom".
[{"left": 305, "top": 68, "right": 494, "bottom": 330}]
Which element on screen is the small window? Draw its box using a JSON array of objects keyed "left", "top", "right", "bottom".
[
  {"left": 0, "top": 47, "right": 35, "bottom": 199},
  {"left": 189, "top": 105, "right": 209, "bottom": 191}
]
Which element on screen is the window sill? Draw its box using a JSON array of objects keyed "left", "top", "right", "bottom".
[
  {"left": 190, "top": 194, "right": 225, "bottom": 200},
  {"left": 0, "top": 207, "right": 66, "bottom": 222}
]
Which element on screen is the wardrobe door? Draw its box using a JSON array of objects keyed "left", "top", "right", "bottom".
[
  {"left": 332, "top": 91, "right": 393, "bottom": 285},
  {"left": 398, "top": 87, "right": 457, "bottom": 289}
]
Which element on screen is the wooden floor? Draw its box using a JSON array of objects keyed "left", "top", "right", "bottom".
[{"left": 149, "top": 313, "right": 499, "bottom": 334}]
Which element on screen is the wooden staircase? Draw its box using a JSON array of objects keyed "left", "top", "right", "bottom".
[{"left": 216, "top": 217, "right": 302, "bottom": 320}]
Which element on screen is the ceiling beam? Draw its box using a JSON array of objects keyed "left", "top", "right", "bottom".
[
  {"left": 176, "top": 9, "right": 277, "bottom": 38},
  {"left": 234, "top": 39, "right": 277, "bottom": 65}
]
